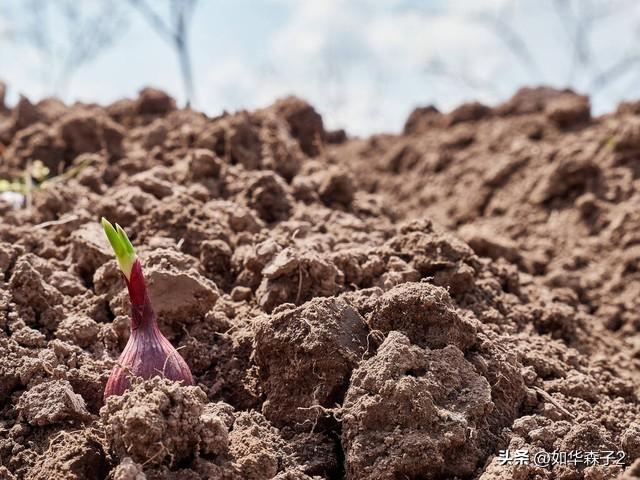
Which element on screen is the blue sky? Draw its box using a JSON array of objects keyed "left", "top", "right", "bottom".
[{"left": 1, "top": 0, "right": 639, "bottom": 135}]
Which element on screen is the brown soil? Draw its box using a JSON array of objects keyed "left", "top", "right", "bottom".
[{"left": 0, "top": 86, "right": 638, "bottom": 480}]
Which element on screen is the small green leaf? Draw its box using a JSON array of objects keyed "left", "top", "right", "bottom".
[
  {"left": 116, "top": 224, "right": 135, "bottom": 256},
  {"left": 101, "top": 217, "right": 137, "bottom": 279}
]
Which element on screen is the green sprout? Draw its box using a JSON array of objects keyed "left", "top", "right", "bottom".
[
  {"left": 0, "top": 160, "right": 50, "bottom": 194},
  {"left": 0, "top": 179, "right": 26, "bottom": 193},
  {"left": 101, "top": 217, "right": 137, "bottom": 280}
]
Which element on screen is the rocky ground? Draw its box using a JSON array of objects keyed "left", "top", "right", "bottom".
[{"left": 0, "top": 85, "right": 638, "bottom": 479}]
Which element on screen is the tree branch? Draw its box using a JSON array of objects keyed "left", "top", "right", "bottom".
[
  {"left": 590, "top": 53, "right": 640, "bottom": 91},
  {"left": 128, "top": 0, "right": 177, "bottom": 43}
]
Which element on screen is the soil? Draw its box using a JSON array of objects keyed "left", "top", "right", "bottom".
[{"left": 0, "top": 85, "right": 639, "bottom": 480}]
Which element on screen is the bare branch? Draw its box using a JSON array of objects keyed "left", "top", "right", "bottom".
[
  {"left": 128, "top": 0, "right": 176, "bottom": 43},
  {"left": 471, "top": 10, "right": 541, "bottom": 79},
  {"left": 423, "top": 58, "right": 501, "bottom": 95},
  {"left": 552, "top": 0, "right": 592, "bottom": 82},
  {"left": 590, "top": 53, "right": 640, "bottom": 91},
  {"left": 128, "top": 0, "right": 198, "bottom": 104},
  {"left": 552, "top": 0, "right": 638, "bottom": 84},
  {"left": 9, "top": 0, "right": 127, "bottom": 95}
]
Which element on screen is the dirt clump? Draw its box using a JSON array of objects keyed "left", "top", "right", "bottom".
[
  {"left": 255, "top": 246, "right": 343, "bottom": 312},
  {"left": 135, "top": 87, "right": 177, "bottom": 116},
  {"left": 143, "top": 261, "right": 219, "bottom": 336},
  {"left": 342, "top": 332, "right": 493, "bottom": 479},
  {"left": 57, "top": 110, "right": 124, "bottom": 158},
  {"left": 0, "top": 96, "right": 44, "bottom": 144},
  {"left": 545, "top": 92, "right": 591, "bottom": 128},
  {"left": 25, "top": 431, "right": 108, "bottom": 480},
  {"left": 99, "top": 377, "right": 335, "bottom": 478},
  {"left": 368, "top": 282, "right": 476, "bottom": 350},
  {"left": 100, "top": 377, "right": 215, "bottom": 466},
  {"left": 17, "top": 379, "right": 91, "bottom": 426},
  {"left": 253, "top": 297, "right": 368, "bottom": 428}
]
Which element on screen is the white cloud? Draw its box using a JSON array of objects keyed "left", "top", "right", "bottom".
[
  {"left": 250, "top": 0, "right": 511, "bottom": 133},
  {"left": 5, "top": 0, "right": 640, "bottom": 134},
  {"left": 203, "top": 58, "right": 283, "bottom": 112}
]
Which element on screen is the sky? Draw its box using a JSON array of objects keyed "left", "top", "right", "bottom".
[{"left": 1, "top": 0, "right": 639, "bottom": 136}]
